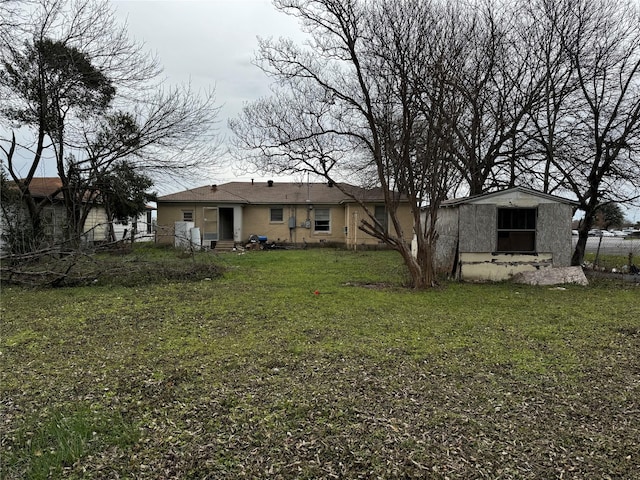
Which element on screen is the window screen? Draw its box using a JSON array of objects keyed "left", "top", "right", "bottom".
[
  {"left": 314, "top": 208, "right": 330, "bottom": 232},
  {"left": 270, "top": 207, "right": 284, "bottom": 222}
]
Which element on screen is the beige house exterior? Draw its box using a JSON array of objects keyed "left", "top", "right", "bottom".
[{"left": 156, "top": 180, "right": 414, "bottom": 249}]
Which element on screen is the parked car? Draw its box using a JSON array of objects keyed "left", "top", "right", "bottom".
[
  {"left": 572, "top": 229, "right": 579, "bottom": 236},
  {"left": 600, "top": 230, "right": 615, "bottom": 237}
]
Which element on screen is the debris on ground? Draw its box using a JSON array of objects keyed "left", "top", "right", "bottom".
[{"left": 512, "top": 266, "right": 589, "bottom": 286}]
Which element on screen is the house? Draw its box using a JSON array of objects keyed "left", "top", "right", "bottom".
[
  {"left": 1, "top": 177, "right": 154, "bottom": 249},
  {"left": 1, "top": 177, "right": 67, "bottom": 252},
  {"left": 155, "top": 180, "right": 414, "bottom": 249},
  {"left": 423, "top": 187, "right": 578, "bottom": 281}
]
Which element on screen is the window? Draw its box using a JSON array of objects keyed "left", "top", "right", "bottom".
[
  {"left": 183, "top": 210, "right": 193, "bottom": 222},
  {"left": 270, "top": 207, "right": 284, "bottom": 222},
  {"left": 42, "top": 208, "right": 56, "bottom": 238},
  {"left": 497, "top": 208, "right": 536, "bottom": 252},
  {"left": 314, "top": 208, "right": 330, "bottom": 232},
  {"left": 374, "top": 205, "right": 388, "bottom": 232}
]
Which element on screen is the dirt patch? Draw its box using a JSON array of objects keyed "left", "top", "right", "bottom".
[{"left": 343, "top": 281, "right": 395, "bottom": 289}]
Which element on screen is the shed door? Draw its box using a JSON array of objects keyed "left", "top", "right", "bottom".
[{"left": 203, "top": 207, "right": 219, "bottom": 241}]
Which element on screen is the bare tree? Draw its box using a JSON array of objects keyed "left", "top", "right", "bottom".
[
  {"left": 512, "top": 0, "right": 579, "bottom": 195},
  {"left": 1, "top": 0, "right": 219, "bottom": 248},
  {"left": 441, "top": 1, "right": 558, "bottom": 196},
  {"left": 231, "top": 0, "right": 461, "bottom": 288},
  {"left": 522, "top": 0, "right": 640, "bottom": 265}
]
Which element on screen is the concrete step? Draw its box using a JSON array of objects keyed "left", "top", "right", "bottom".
[{"left": 212, "top": 240, "right": 236, "bottom": 252}]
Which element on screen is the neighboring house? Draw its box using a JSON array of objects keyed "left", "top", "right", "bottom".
[
  {"left": 419, "top": 187, "right": 578, "bottom": 281},
  {"left": 156, "top": 180, "right": 414, "bottom": 249},
  {"left": 1, "top": 177, "right": 154, "bottom": 248},
  {"left": 1, "top": 177, "right": 67, "bottom": 249},
  {"left": 83, "top": 204, "right": 155, "bottom": 243}
]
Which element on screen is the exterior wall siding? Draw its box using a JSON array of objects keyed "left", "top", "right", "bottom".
[
  {"left": 433, "top": 208, "right": 459, "bottom": 274},
  {"left": 536, "top": 203, "right": 573, "bottom": 267},
  {"left": 459, "top": 204, "right": 496, "bottom": 253},
  {"left": 344, "top": 203, "right": 414, "bottom": 248},
  {"left": 83, "top": 207, "right": 109, "bottom": 242}
]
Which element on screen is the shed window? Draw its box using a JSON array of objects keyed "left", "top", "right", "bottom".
[
  {"left": 270, "top": 207, "right": 284, "bottom": 222},
  {"left": 497, "top": 208, "right": 536, "bottom": 252},
  {"left": 182, "top": 210, "right": 193, "bottom": 222},
  {"left": 314, "top": 208, "right": 330, "bottom": 232}
]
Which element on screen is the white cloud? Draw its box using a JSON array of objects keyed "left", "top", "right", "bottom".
[
  {"left": 111, "top": 0, "right": 301, "bottom": 127},
  {"left": 109, "top": 0, "right": 308, "bottom": 187}
]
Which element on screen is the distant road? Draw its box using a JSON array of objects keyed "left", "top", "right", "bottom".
[{"left": 575, "top": 236, "right": 640, "bottom": 255}]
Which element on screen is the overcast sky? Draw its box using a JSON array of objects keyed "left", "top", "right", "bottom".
[{"left": 110, "top": 0, "right": 305, "bottom": 188}]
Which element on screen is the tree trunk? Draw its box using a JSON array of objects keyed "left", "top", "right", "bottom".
[
  {"left": 571, "top": 230, "right": 588, "bottom": 266},
  {"left": 398, "top": 231, "right": 436, "bottom": 289},
  {"left": 571, "top": 214, "right": 594, "bottom": 266}
]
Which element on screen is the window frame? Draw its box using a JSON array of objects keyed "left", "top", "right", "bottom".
[
  {"left": 182, "top": 210, "right": 193, "bottom": 222},
  {"left": 146, "top": 210, "right": 153, "bottom": 234},
  {"left": 496, "top": 207, "right": 537, "bottom": 253},
  {"left": 374, "top": 205, "right": 388, "bottom": 233},
  {"left": 270, "top": 207, "right": 284, "bottom": 223},
  {"left": 314, "top": 207, "right": 331, "bottom": 233}
]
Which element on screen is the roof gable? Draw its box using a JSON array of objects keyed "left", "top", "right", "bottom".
[{"left": 441, "top": 187, "right": 578, "bottom": 207}]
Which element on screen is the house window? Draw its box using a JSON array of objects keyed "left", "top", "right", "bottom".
[
  {"left": 183, "top": 210, "right": 193, "bottom": 222},
  {"left": 497, "top": 208, "right": 536, "bottom": 252},
  {"left": 146, "top": 211, "right": 153, "bottom": 234},
  {"left": 42, "top": 207, "right": 56, "bottom": 238},
  {"left": 270, "top": 207, "right": 284, "bottom": 223},
  {"left": 374, "top": 205, "right": 388, "bottom": 232},
  {"left": 314, "top": 208, "right": 330, "bottom": 232}
]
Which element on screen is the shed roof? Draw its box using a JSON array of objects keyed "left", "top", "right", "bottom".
[
  {"left": 441, "top": 187, "right": 579, "bottom": 207},
  {"left": 157, "top": 181, "right": 396, "bottom": 205}
]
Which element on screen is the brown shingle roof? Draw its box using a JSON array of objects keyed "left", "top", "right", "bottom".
[
  {"left": 9, "top": 177, "right": 64, "bottom": 199},
  {"left": 157, "top": 181, "right": 394, "bottom": 204}
]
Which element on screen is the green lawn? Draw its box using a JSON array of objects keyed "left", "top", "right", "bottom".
[{"left": 1, "top": 248, "right": 639, "bottom": 478}]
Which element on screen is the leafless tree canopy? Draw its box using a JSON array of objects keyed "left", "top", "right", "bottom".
[
  {"left": 232, "top": 0, "right": 469, "bottom": 288},
  {"left": 521, "top": 0, "right": 640, "bottom": 264},
  {"left": 1, "top": 0, "right": 220, "bottom": 249},
  {"left": 232, "top": 0, "right": 640, "bottom": 282}
]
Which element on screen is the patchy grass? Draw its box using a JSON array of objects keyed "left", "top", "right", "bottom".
[
  {"left": 5, "top": 405, "right": 138, "bottom": 480},
  {"left": 1, "top": 248, "right": 639, "bottom": 478}
]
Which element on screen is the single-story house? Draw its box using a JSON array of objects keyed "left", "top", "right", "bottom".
[
  {"left": 423, "top": 187, "right": 578, "bottom": 281},
  {"left": 155, "top": 180, "right": 414, "bottom": 249},
  {"left": 2, "top": 177, "right": 67, "bottom": 243},
  {"left": 1, "top": 177, "right": 154, "bottom": 248}
]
